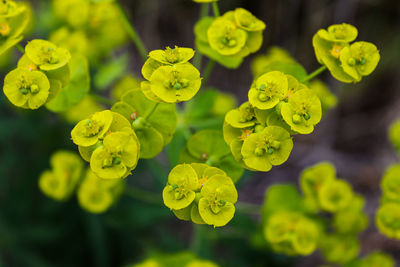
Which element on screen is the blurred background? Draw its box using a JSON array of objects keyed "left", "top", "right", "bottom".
[{"left": 0, "top": 0, "right": 400, "bottom": 266}]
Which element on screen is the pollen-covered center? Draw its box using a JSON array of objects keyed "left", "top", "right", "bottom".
[
  {"left": 257, "top": 82, "right": 280, "bottom": 102},
  {"left": 254, "top": 134, "right": 281, "bottom": 156},
  {"left": 219, "top": 25, "right": 239, "bottom": 49},
  {"left": 239, "top": 104, "right": 255, "bottom": 122},
  {"left": 0, "top": 21, "right": 10, "bottom": 36},
  {"left": 164, "top": 70, "right": 189, "bottom": 91},
  {"left": 16, "top": 73, "right": 40, "bottom": 95},
  {"left": 164, "top": 46, "right": 180, "bottom": 63},
  {"left": 84, "top": 118, "right": 103, "bottom": 137},
  {"left": 209, "top": 187, "right": 227, "bottom": 214},
  {"left": 330, "top": 44, "right": 343, "bottom": 59},
  {"left": 169, "top": 176, "right": 191, "bottom": 200}
]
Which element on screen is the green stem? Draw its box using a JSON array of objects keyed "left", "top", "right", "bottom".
[
  {"left": 193, "top": 3, "right": 210, "bottom": 69},
  {"left": 90, "top": 94, "right": 115, "bottom": 106},
  {"left": 124, "top": 186, "right": 162, "bottom": 205},
  {"left": 117, "top": 2, "right": 148, "bottom": 61},
  {"left": 235, "top": 201, "right": 261, "bottom": 215},
  {"left": 301, "top": 65, "right": 327, "bottom": 83},
  {"left": 145, "top": 102, "right": 160, "bottom": 119},
  {"left": 212, "top": 2, "right": 220, "bottom": 17},
  {"left": 202, "top": 59, "right": 215, "bottom": 87},
  {"left": 15, "top": 43, "right": 24, "bottom": 53}
]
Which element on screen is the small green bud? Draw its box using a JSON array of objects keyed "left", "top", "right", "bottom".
[
  {"left": 254, "top": 124, "right": 264, "bottom": 133},
  {"left": 221, "top": 37, "right": 229, "bottom": 45},
  {"left": 259, "top": 83, "right": 266, "bottom": 90},
  {"left": 254, "top": 147, "right": 264, "bottom": 156},
  {"left": 171, "top": 184, "right": 178, "bottom": 190},
  {"left": 292, "top": 114, "right": 302, "bottom": 124},
  {"left": 173, "top": 82, "right": 182, "bottom": 90},
  {"left": 174, "top": 191, "right": 184, "bottom": 200},
  {"left": 20, "top": 87, "right": 29, "bottom": 95},
  {"left": 347, "top": 58, "right": 356, "bottom": 66},
  {"left": 360, "top": 58, "right": 366, "bottom": 65},
  {"left": 258, "top": 92, "right": 268, "bottom": 102},
  {"left": 303, "top": 113, "right": 311, "bottom": 120},
  {"left": 30, "top": 84, "right": 40, "bottom": 94},
  {"left": 132, "top": 117, "right": 147, "bottom": 130},
  {"left": 271, "top": 140, "right": 280, "bottom": 149},
  {"left": 228, "top": 39, "right": 237, "bottom": 47},
  {"left": 102, "top": 158, "right": 112, "bottom": 167},
  {"left": 219, "top": 199, "right": 226, "bottom": 206},
  {"left": 268, "top": 147, "right": 274, "bottom": 154},
  {"left": 112, "top": 157, "right": 121, "bottom": 165}
]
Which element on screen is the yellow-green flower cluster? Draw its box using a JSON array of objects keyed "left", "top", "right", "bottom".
[
  {"left": 223, "top": 71, "right": 322, "bottom": 172},
  {"left": 376, "top": 164, "right": 400, "bottom": 240},
  {"left": 389, "top": 119, "right": 400, "bottom": 154},
  {"left": 3, "top": 39, "right": 71, "bottom": 109},
  {"left": 354, "top": 251, "right": 395, "bottom": 267},
  {"left": 71, "top": 110, "right": 140, "bottom": 179},
  {"left": 77, "top": 168, "right": 125, "bottom": 214},
  {"left": 179, "top": 129, "right": 244, "bottom": 182},
  {"left": 130, "top": 251, "right": 219, "bottom": 267},
  {"left": 264, "top": 211, "right": 320, "bottom": 256},
  {"left": 141, "top": 46, "right": 201, "bottom": 103},
  {"left": 39, "top": 150, "right": 83, "bottom": 201},
  {"left": 112, "top": 88, "right": 177, "bottom": 159},
  {"left": 51, "top": 0, "right": 127, "bottom": 61},
  {"left": 0, "top": 0, "right": 31, "bottom": 56},
  {"left": 261, "top": 162, "right": 368, "bottom": 263},
  {"left": 313, "top": 23, "right": 380, "bottom": 83},
  {"left": 162, "top": 163, "right": 237, "bottom": 227},
  {"left": 195, "top": 8, "right": 265, "bottom": 68}
]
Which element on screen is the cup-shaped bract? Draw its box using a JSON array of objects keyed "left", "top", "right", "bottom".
[
  {"left": 163, "top": 164, "right": 199, "bottom": 210},
  {"left": 25, "top": 39, "right": 71, "bottom": 71},
  {"left": 358, "top": 252, "right": 395, "bottom": 267},
  {"left": 198, "top": 174, "right": 238, "bottom": 227},
  {"left": 111, "top": 88, "right": 177, "bottom": 159},
  {"left": 389, "top": 120, "right": 400, "bottom": 153},
  {"left": 340, "top": 41, "right": 380, "bottom": 82},
  {"left": 248, "top": 71, "right": 288, "bottom": 110},
  {"left": 317, "top": 23, "right": 358, "bottom": 43},
  {"left": 3, "top": 68, "right": 50, "bottom": 109},
  {"left": 241, "top": 126, "right": 293, "bottom": 172},
  {"left": 264, "top": 211, "right": 319, "bottom": 256},
  {"left": 333, "top": 194, "right": 368, "bottom": 234},
  {"left": 90, "top": 131, "right": 140, "bottom": 179},
  {"left": 71, "top": 110, "right": 114, "bottom": 147},
  {"left": 320, "top": 234, "right": 360, "bottom": 264},
  {"left": 376, "top": 203, "right": 400, "bottom": 240},
  {"left": 281, "top": 89, "right": 322, "bottom": 134},
  {"left": 318, "top": 179, "right": 353, "bottom": 212},
  {"left": 145, "top": 63, "right": 201, "bottom": 103},
  {"left": 39, "top": 150, "right": 83, "bottom": 201},
  {"left": 381, "top": 164, "right": 400, "bottom": 202},
  {"left": 77, "top": 169, "right": 125, "bottom": 214}
]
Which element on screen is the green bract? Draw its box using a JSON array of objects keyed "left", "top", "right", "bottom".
[
  {"left": 194, "top": 8, "right": 265, "bottom": 69},
  {"left": 320, "top": 234, "right": 360, "bottom": 264},
  {"left": 112, "top": 88, "right": 177, "bottom": 158},
  {"left": 389, "top": 119, "right": 400, "bottom": 153},
  {"left": 264, "top": 211, "right": 319, "bottom": 256},
  {"left": 39, "top": 150, "right": 83, "bottom": 201},
  {"left": 248, "top": 71, "right": 288, "bottom": 110},
  {"left": 3, "top": 68, "right": 50, "bottom": 109},
  {"left": 149, "top": 46, "right": 195, "bottom": 65},
  {"left": 25, "top": 39, "right": 71, "bottom": 71},
  {"left": 163, "top": 163, "right": 238, "bottom": 227},
  {"left": 77, "top": 169, "right": 125, "bottom": 214},
  {"left": 179, "top": 129, "right": 244, "bottom": 182},
  {"left": 333, "top": 194, "right": 368, "bottom": 234},
  {"left": 358, "top": 252, "right": 395, "bottom": 267},
  {"left": 241, "top": 126, "right": 293, "bottom": 172},
  {"left": 281, "top": 89, "right": 322, "bottom": 134},
  {"left": 317, "top": 23, "right": 358, "bottom": 43},
  {"left": 376, "top": 203, "right": 400, "bottom": 240}
]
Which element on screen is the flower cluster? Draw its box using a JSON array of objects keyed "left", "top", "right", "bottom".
[
  {"left": 3, "top": 39, "right": 71, "bottom": 109},
  {"left": 77, "top": 168, "right": 125, "bottom": 214},
  {"left": 39, "top": 150, "right": 83, "bottom": 201},
  {"left": 313, "top": 23, "right": 380, "bottom": 83},
  {"left": 0, "top": 0, "right": 31, "bottom": 56},
  {"left": 260, "top": 162, "right": 368, "bottom": 263},
  {"left": 195, "top": 8, "right": 265, "bottom": 68},
  {"left": 71, "top": 110, "right": 140, "bottom": 179},
  {"left": 111, "top": 88, "right": 177, "bottom": 158},
  {"left": 50, "top": 0, "right": 127, "bottom": 62},
  {"left": 179, "top": 129, "right": 244, "bottom": 181},
  {"left": 130, "top": 251, "right": 219, "bottom": 267},
  {"left": 140, "top": 46, "right": 202, "bottom": 103},
  {"left": 376, "top": 164, "right": 400, "bottom": 240},
  {"left": 389, "top": 119, "right": 400, "bottom": 154},
  {"left": 162, "top": 163, "right": 238, "bottom": 227},
  {"left": 223, "top": 71, "right": 322, "bottom": 172}
]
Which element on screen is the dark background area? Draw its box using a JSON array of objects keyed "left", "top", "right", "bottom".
[{"left": 0, "top": 0, "right": 400, "bottom": 266}]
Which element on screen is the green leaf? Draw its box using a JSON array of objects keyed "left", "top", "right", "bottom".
[{"left": 259, "top": 61, "right": 308, "bottom": 82}]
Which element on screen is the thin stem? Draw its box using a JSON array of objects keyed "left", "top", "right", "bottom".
[
  {"left": 145, "top": 102, "right": 159, "bottom": 119},
  {"left": 15, "top": 43, "right": 24, "bottom": 53},
  {"left": 193, "top": 3, "right": 209, "bottom": 69},
  {"left": 202, "top": 59, "right": 215, "bottom": 87},
  {"left": 235, "top": 201, "right": 261, "bottom": 215},
  {"left": 301, "top": 65, "right": 327, "bottom": 83},
  {"left": 117, "top": 2, "right": 148, "bottom": 61},
  {"left": 124, "top": 186, "right": 162, "bottom": 205},
  {"left": 212, "top": 2, "right": 220, "bottom": 17},
  {"left": 90, "top": 94, "right": 115, "bottom": 106}
]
